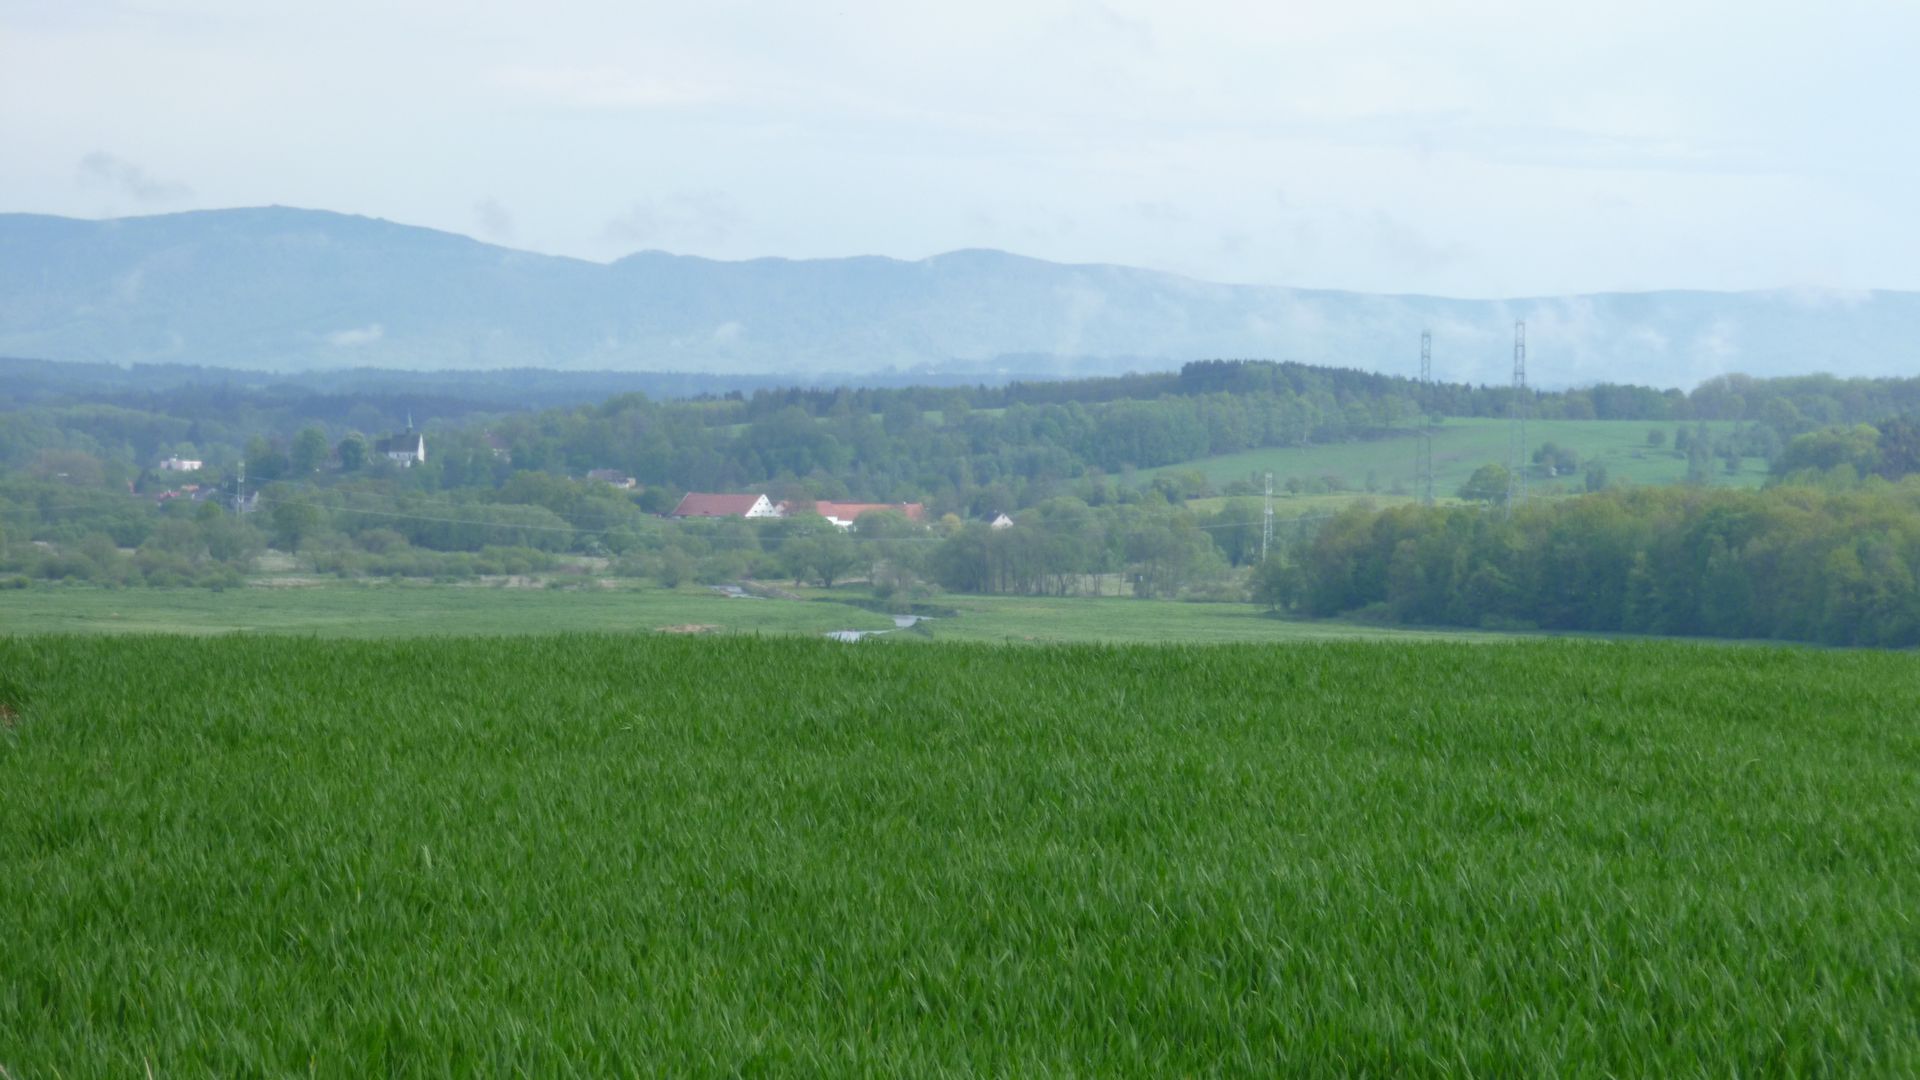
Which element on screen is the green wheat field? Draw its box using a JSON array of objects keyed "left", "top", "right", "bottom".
[{"left": 3, "top": 634, "right": 1917, "bottom": 1074}]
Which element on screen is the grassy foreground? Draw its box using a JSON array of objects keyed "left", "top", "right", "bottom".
[{"left": 3, "top": 635, "right": 1918, "bottom": 1074}]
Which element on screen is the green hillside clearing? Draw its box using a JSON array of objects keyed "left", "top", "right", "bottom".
[{"left": 1158, "top": 419, "right": 1764, "bottom": 496}]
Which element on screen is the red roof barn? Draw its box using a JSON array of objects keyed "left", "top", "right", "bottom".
[{"left": 669, "top": 492, "right": 782, "bottom": 518}]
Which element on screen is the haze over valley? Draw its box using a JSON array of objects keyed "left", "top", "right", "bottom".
[{"left": 5, "top": 206, "right": 1916, "bottom": 389}]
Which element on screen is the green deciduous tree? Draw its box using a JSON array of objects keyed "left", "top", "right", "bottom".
[
  {"left": 290, "top": 427, "right": 330, "bottom": 474},
  {"left": 1458, "top": 464, "right": 1511, "bottom": 504},
  {"left": 337, "top": 434, "right": 368, "bottom": 472}
]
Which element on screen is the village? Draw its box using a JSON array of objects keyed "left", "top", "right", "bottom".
[{"left": 134, "top": 424, "right": 1027, "bottom": 534}]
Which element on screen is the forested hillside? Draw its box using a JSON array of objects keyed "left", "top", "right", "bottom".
[{"left": 8, "top": 208, "right": 1920, "bottom": 385}]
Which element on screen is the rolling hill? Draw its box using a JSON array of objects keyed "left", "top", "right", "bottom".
[{"left": 3, "top": 207, "right": 1918, "bottom": 387}]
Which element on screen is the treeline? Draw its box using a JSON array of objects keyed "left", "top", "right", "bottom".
[
  {"left": 0, "top": 356, "right": 1001, "bottom": 412},
  {"left": 1275, "top": 484, "right": 1920, "bottom": 647},
  {"left": 1772, "top": 416, "right": 1920, "bottom": 484},
  {"left": 11, "top": 360, "right": 1920, "bottom": 516},
  {"left": 0, "top": 499, "right": 262, "bottom": 589}
]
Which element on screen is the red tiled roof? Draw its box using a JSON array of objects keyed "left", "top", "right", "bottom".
[
  {"left": 670, "top": 492, "right": 765, "bottom": 517},
  {"left": 813, "top": 501, "right": 926, "bottom": 522}
]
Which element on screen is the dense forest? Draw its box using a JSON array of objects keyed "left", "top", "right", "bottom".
[{"left": 4, "top": 355, "right": 1920, "bottom": 645}]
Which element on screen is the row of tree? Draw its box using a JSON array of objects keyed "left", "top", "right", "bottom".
[{"left": 1267, "top": 483, "right": 1920, "bottom": 647}]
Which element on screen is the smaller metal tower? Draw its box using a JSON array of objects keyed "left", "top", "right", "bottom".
[
  {"left": 1418, "top": 330, "right": 1435, "bottom": 506},
  {"left": 1262, "top": 471, "right": 1275, "bottom": 562},
  {"left": 1505, "top": 320, "right": 1528, "bottom": 514}
]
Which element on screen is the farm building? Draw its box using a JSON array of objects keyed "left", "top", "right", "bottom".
[
  {"left": 586, "top": 469, "right": 637, "bottom": 489},
  {"left": 375, "top": 430, "right": 426, "bottom": 467},
  {"left": 670, "top": 492, "right": 784, "bottom": 519},
  {"left": 158, "top": 456, "right": 203, "bottom": 472},
  {"left": 812, "top": 501, "right": 927, "bottom": 530}
]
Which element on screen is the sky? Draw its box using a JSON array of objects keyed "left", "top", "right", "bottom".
[{"left": 3, "top": 0, "right": 1918, "bottom": 298}]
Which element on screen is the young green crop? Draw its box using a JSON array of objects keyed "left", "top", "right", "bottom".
[{"left": 2, "top": 635, "right": 1916, "bottom": 1074}]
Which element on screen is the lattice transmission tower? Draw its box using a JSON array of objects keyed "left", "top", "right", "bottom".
[
  {"left": 1261, "top": 471, "right": 1275, "bottom": 561},
  {"left": 1505, "top": 320, "right": 1528, "bottom": 514},
  {"left": 1417, "top": 330, "right": 1435, "bottom": 505}
]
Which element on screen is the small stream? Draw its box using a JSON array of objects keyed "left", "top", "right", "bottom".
[{"left": 825, "top": 614, "right": 931, "bottom": 642}]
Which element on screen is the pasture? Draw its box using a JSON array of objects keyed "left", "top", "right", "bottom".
[{"left": 1159, "top": 418, "right": 1763, "bottom": 497}]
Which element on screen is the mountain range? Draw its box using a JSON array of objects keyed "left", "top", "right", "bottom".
[{"left": 3, "top": 206, "right": 1916, "bottom": 389}]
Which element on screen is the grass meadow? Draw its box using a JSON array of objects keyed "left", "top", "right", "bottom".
[
  {"left": 0, "top": 583, "right": 1514, "bottom": 644},
  {"left": 1160, "top": 418, "right": 1763, "bottom": 497},
  {"left": 3, "top": 635, "right": 1918, "bottom": 1074}
]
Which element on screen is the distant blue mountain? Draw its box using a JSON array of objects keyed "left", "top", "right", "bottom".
[{"left": 2, "top": 206, "right": 1915, "bottom": 388}]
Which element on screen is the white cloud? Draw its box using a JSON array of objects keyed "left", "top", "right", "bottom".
[
  {"left": 1690, "top": 320, "right": 1742, "bottom": 374},
  {"left": 327, "top": 324, "right": 384, "bottom": 347}
]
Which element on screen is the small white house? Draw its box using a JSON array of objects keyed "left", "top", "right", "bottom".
[
  {"left": 159, "top": 456, "right": 203, "bottom": 472},
  {"left": 988, "top": 512, "right": 1014, "bottom": 530}
]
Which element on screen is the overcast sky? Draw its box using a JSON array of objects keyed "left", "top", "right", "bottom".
[{"left": 3, "top": 0, "right": 1917, "bottom": 297}]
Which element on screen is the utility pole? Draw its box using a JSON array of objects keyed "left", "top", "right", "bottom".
[
  {"left": 1505, "top": 320, "right": 1528, "bottom": 515},
  {"left": 1418, "top": 330, "right": 1435, "bottom": 506},
  {"left": 1262, "top": 471, "right": 1275, "bottom": 562}
]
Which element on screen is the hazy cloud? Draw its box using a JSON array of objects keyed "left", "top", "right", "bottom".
[
  {"left": 492, "top": 65, "right": 721, "bottom": 110},
  {"left": 1055, "top": 3, "right": 1154, "bottom": 54},
  {"left": 75, "top": 152, "right": 191, "bottom": 203},
  {"left": 1782, "top": 285, "right": 1873, "bottom": 310},
  {"left": 1130, "top": 200, "right": 1186, "bottom": 223},
  {"left": 7, "top": 3, "right": 1920, "bottom": 294},
  {"left": 1363, "top": 211, "right": 1469, "bottom": 275},
  {"left": 603, "top": 191, "right": 741, "bottom": 250},
  {"left": 327, "top": 324, "right": 385, "bottom": 347},
  {"left": 473, "top": 198, "right": 515, "bottom": 241}
]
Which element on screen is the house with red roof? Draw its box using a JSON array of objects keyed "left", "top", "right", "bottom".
[
  {"left": 812, "top": 501, "right": 927, "bottom": 530},
  {"left": 669, "top": 492, "right": 784, "bottom": 519}
]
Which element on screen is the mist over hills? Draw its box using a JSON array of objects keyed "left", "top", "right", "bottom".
[{"left": 2, "top": 207, "right": 1915, "bottom": 389}]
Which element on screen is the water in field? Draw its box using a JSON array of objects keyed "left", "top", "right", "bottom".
[{"left": 827, "top": 615, "right": 929, "bottom": 641}]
